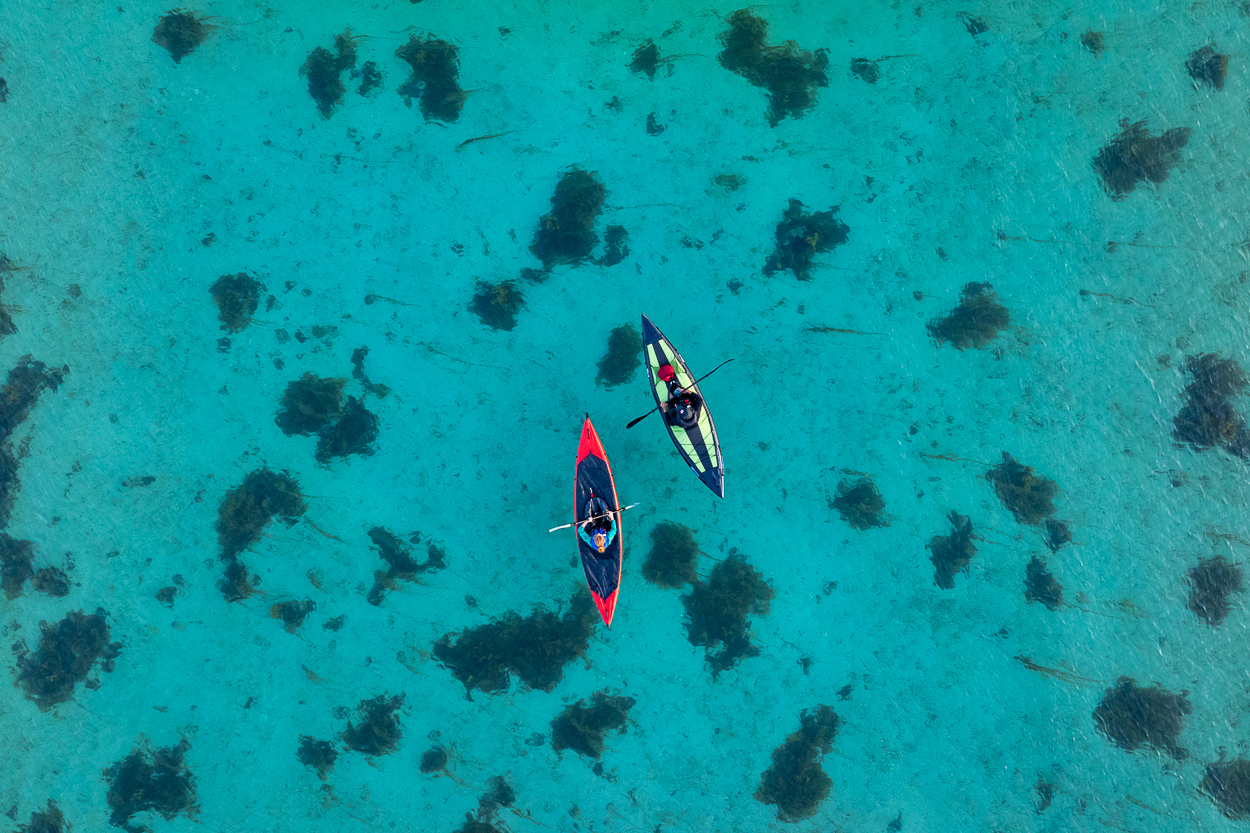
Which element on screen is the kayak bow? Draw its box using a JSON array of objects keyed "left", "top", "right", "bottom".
[
  {"left": 641, "top": 314, "right": 725, "bottom": 498},
  {"left": 574, "top": 416, "right": 624, "bottom": 626}
]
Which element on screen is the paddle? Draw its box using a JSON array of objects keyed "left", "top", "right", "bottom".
[
  {"left": 626, "top": 359, "right": 735, "bottom": 429},
  {"left": 548, "top": 503, "right": 642, "bottom": 533}
]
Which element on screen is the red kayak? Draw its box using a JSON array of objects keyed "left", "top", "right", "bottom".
[{"left": 574, "top": 416, "right": 623, "bottom": 627}]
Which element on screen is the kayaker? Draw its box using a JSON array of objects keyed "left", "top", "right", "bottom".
[
  {"left": 579, "top": 497, "right": 618, "bottom": 555},
  {"left": 657, "top": 364, "right": 702, "bottom": 429}
]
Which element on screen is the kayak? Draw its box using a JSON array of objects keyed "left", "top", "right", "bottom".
[
  {"left": 641, "top": 314, "right": 725, "bottom": 498},
  {"left": 574, "top": 416, "right": 623, "bottom": 627}
]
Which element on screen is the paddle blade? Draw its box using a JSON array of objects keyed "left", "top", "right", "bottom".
[{"left": 626, "top": 410, "right": 654, "bottom": 429}]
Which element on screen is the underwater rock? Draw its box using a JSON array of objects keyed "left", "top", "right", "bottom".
[
  {"left": 1173, "top": 353, "right": 1248, "bottom": 453},
  {"left": 218, "top": 557, "right": 259, "bottom": 602},
  {"left": 477, "top": 776, "right": 515, "bottom": 817},
  {"left": 314, "top": 396, "right": 378, "bottom": 462},
  {"left": 717, "top": 9, "right": 829, "bottom": 125},
  {"left": 18, "top": 800, "right": 66, "bottom": 833},
  {"left": 0, "top": 357, "right": 68, "bottom": 444},
  {"left": 959, "top": 12, "right": 988, "bottom": 36},
  {"left": 351, "top": 347, "right": 368, "bottom": 379},
  {"left": 0, "top": 257, "right": 15, "bottom": 336},
  {"left": 763, "top": 199, "right": 849, "bottom": 281},
  {"left": 1187, "top": 556, "right": 1242, "bottom": 626},
  {"left": 470, "top": 280, "right": 525, "bottom": 331},
  {"left": 597, "top": 224, "right": 629, "bottom": 266},
  {"left": 366, "top": 527, "right": 446, "bottom": 605},
  {"left": 341, "top": 693, "right": 405, "bottom": 756},
  {"left": 350, "top": 346, "right": 391, "bottom": 397},
  {"left": 831, "top": 477, "right": 887, "bottom": 530},
  {"left": 454, "top": 820, "right": 502, "bottom": 833},
  {"left": 550, "top": 691, "right": 636, "bottom": 760},
  {"left": 1036, "top": 778, "right": 1054, "bottom": 813},
  {"left": 1044, "top": 519, "right": 1071, "bottom": 551},
  {"left": 987, "top": 452, "right": 1058, "bottom": 525},
  {"left": 433, "top": 592, "right": 597, "bottom": 695},
  {"left": 1081, "top": 30, "right": 1104, "bottom": 55},
  {"left": 216, "top": 468, "right": 306, "bottom": 561},
  {"left": 1186, "top": 45, "right": 1228, "bottom": 91},
  {"left": 596, "top": 325, "right": 643, "bottom": 388},
  {"left": 1024, "top": 555, "right": 1063, "bottom": 610},
  {"left": 1202, "top": 758, "right": 1250, "bottom": 819},
  {"left": 275, "top": 374, "right": 346, "bottom": 436},
  {"left": 297, "top": 736, "right": 337, "bottom": 780},
  {"left": 927, "top": 282, "right": 1009, "bottom": 349},
  {"left": 1093, "top": 677, "right": 1190, "bottom": 759},
  {"left": 755, "top": 705, "right": 840, "bottom": 822},
  {"left": 645, "top": 112, "right": 666, "bottom": 135},
  {"left": 0, "top": 78, "right": 7, "bottom": 104},
  {"left": 850, "top": 57, "right": 879, "bottom": 83},
  {"left": 0, "top": 533, "right": 34, "bottom": 599},
  {"left": 209, "top": 273, "right": 263, "bottom": 333},
  {"left": 630, "top": 40, "right": 661, "bottom": 78},
  {"left": 1093, "top": 119, "right": 1191, "bottom": 199},
  {"left": 121, "top": 475, "right": 157, "bottom": 488},
  {"left": 32, "top": 566, "right": 69, "bottom": 597},
  {"left": 103, "top": 738, "right": 197, "bottom": 831},
  {"left": 353, "top": 61, "right": 383, "bottom": 96},
  {"left": 682, "top": 553, "right": 773, "bottom": 678},
  {"left": 0, "top": 448, "right": 18, "bottom": 529},
  {"left": 447, "top": 776, "right": 515, "bottom": 833},
  {"left": 396, "top": 36, "right": 464, "bottom": 122},
  {"left": 927, "top": 511, "right": 975, "bottom": 589},
  {"left": 420, "top": 746, "right": 448, "bottom": 773},
  {"left": 530, "top": 169, "right": 606, "bottom": 271},
  {"left": 641, "top": 521, "right": 698, "bottom": 588},
  {"left": 152, "top": 11, "right": 209, "bottom": 64},
  {"left": 270, "top": 598, "right": 316, "bottom": 633},
  {"left": 15, "top": 608, "right": 121, "bottom": 710},
  {"left": 301, "top": 31, "right": 357, "bottom": 119}
]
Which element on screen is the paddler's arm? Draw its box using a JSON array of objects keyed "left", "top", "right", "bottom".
[
  {"left": 661, "top": 381, "right": 688, "bottom": 409},
  {"left": 665, "top": 388, "right": 701, "bottom": 409},
  {"left": 606, "top": 516, "right": 618, "bottom": 544},
  {"left": 577, "top": 525, "right": 595, "bottom": 548}
]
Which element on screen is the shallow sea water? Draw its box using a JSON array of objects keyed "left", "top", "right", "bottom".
[{"left": 3, "top": 1, "right": 1250, "bottom": 831}]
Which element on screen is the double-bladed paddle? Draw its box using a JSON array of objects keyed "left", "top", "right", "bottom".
[
  {"left": 548, "top": 503, "right": 642, "bottom": 533},
  {"left": 626, "top": 359, "right": 735, "bottom": 429}
]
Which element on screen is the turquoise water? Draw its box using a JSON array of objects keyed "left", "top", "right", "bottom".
[{"left": 3, "top": 0, "right": 1250, "bottom": 830}]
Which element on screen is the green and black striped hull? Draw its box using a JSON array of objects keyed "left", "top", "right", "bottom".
[{"left": 640, "top": 314, "right": 724, "bottom": 498}]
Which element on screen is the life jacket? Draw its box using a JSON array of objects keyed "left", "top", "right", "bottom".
[
  {"left": 667, "top": 386, "right": 701, "bottom": 428},
  {"left": 583, "top": 497, "right": 610, "bottom": 534}
]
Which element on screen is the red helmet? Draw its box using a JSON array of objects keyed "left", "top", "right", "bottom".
[{"left": 658, "top": 364, "right": 676, "bottom": 382}]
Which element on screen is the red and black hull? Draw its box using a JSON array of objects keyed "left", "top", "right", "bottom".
[{"left": 575, "top": 416, "right": 623, "bottom": 627}]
